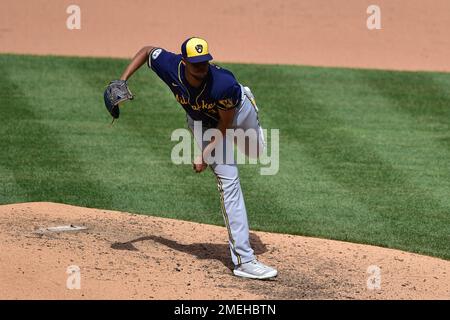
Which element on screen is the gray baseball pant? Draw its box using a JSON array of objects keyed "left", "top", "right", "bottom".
[{"left": 187, "top": 85, "right": 265, "bottom": 266}]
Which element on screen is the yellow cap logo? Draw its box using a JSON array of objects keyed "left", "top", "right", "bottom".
[{"left": 186, "top": 38, "right": 209, "bottom": 57}]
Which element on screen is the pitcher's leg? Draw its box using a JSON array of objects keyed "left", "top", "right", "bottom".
[
  {"left": 211, "top": 162, "right": 255, "bottom": 266},
  {"left": 187, "top": 116, "right": 255, "bottom": 266},
  {"left": 235, "top": 86, "right": 266, "bottom": 158}
]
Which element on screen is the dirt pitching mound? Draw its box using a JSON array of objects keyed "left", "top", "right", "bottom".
[{"left": 0, "top": 202, "right": 449, "bottom": 300}]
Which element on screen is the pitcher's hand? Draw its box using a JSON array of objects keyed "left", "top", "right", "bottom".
[{"left": 193, "top": 154, "right": 208, "bottom": 173}]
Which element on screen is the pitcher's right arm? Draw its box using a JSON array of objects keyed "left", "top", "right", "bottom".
[{"left": 120, "top": 46, "right": 155, "bottom": 81}]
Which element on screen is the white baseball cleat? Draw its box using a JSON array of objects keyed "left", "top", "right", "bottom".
[{"left": 233, "top": 259, "right": 278, "bottom": 280}]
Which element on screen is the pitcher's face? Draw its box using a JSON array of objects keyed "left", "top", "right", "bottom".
[{"left": 184, "top": 60, "right": 209, "bottom": 82}]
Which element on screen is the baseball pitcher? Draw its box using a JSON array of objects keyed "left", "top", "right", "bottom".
[{"left": 104, "top": 37, "right": 277, "bottom": 280}]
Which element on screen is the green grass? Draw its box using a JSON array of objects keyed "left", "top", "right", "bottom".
[{"left": 1, "top": 54, "right": 449, "bottom": 259}]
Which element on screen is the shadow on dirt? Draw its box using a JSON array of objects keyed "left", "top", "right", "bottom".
[{"left": 111, "top": 232, "right": 267, "bottom": 269}]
